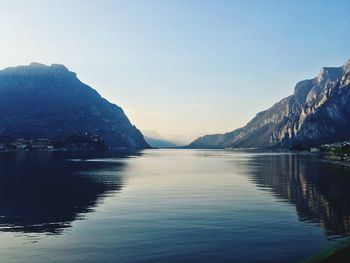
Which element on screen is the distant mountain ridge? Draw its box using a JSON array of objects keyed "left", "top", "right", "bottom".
[
  {"left": 189, "top": 59, "right": 350, "bottom": 149},
  {"left": 142, "top": 130, "right": 178, "bottom": 148},
  {"left": 0, "top": 62, "right": 149, "bottom": 149},
  {"left": 144, "top": 136, "right": 178, "bottom": 148}
]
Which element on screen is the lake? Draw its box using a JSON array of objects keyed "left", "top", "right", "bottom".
[{"left": 1, "top": 149, "right": 350, "bottom": 262}]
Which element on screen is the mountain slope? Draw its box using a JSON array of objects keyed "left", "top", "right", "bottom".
[
  {"left": 0, "top": 62, "right": 149, "bottom": 149},
  {"left": 189, "top": 59, "right": 350, "bottom": 149}
]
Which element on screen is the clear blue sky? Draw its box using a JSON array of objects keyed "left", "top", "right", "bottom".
[{"left": 0, "top": 0, "right": 349, "bottom": 143}]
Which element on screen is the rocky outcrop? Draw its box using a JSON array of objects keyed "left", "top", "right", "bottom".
[
  {"left": 189, "top": 59, "right": 350, "bottom": 149},
  {"left": 0, "top": 62, "right": 149, "bottom": 149}
]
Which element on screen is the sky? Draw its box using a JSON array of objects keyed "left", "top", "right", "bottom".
[{"left": 0, "top": 0, "right": 349, "bottom": 144}]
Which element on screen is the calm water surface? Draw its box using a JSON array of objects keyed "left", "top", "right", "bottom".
[{"left": 1, "top": 149, "right": 350, "bottom": 263}]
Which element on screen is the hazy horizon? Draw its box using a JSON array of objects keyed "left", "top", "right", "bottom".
[{"left": 1, "top": 0, "right": 349, "bottom": 143}]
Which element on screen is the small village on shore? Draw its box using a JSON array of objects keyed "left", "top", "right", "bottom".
[
  {"left": 321, "top": 141, "right": 350, "bottom": 164},
  {"left": 0, "top": 133, "right": 107, "bottom": 152}
]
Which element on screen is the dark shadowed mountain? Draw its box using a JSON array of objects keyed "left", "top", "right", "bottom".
[
  {"left": 189, "top": 59, "right": 350, "bottom": 149},
  {"left": 0, "top": 63, "right": 149, "bottom": 149}
]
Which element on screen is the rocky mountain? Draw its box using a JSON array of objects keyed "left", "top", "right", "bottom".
[
  {"left": 0, "top": 62, "right": 149, "bottom": 149},
  {"left": 189, "top": 59, "right": 350, "bottom": 149}
]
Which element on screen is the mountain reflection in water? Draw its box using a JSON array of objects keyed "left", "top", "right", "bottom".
[
  {"left": 1, "top": 150, "right": 350, "bottom": 262},
  {"left": 248, "top": 153, "right": 350, "bottom": 238},
  {"left": 0, "top": 152, "right": 127, "bottom": 235}
]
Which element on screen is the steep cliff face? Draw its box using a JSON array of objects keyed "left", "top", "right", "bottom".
[
  {"left": 189, "top": 59, "right": 350, "bottom": 149},
  {"left": 0, "top": 62, "right": 149, "bottom": 149}
]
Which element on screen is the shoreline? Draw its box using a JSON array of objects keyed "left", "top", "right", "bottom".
[
  {"left": 303, "top": 237, "right": 350, "bottom": 263},
  {"left": 322, "top": 159, "right": 350, "bottom": 168}
]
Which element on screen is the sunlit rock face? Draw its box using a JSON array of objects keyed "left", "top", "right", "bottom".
[
  {"left": 0, "top": 63, "right": 149, "bottom": 149},
  {"left": 189, "top": 59, "right": 350, "bottom": 149}
]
